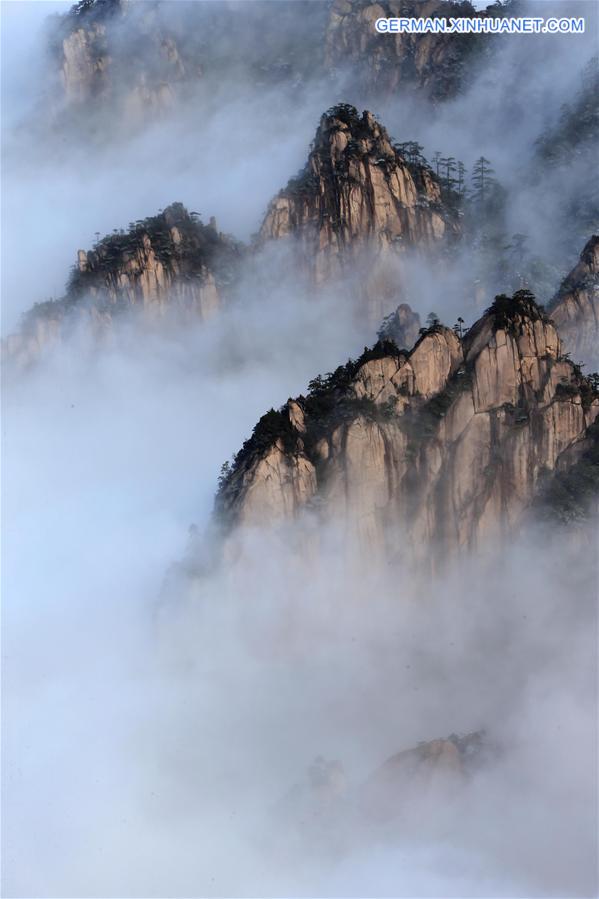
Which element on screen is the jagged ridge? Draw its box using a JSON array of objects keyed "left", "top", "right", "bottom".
[
  {"left": 260, "top": 104, "right": 458, "bottom": 261},
  {"left": 216, "top": 289, "right": 599, "bottom": 560},
  {"left": 6, "top": 203, "right": 241, "bottom": 367},
  {"left": 259, "top": 104, "right": 459, "bottom": 321}
]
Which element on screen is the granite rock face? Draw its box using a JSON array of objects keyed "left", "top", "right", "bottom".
[
  {"left": 52, "top": 0, "right": 329, "bottom": 126},
  {"left": 216, "top": 291, "right": 599, "bottom": 563},
  {"left": 324, "top": 0, "right": 495, "bottom": 101},
  {"left": 259, "top": 104, "right": 459, "bottom": 321},
  {"left": 548, "top": 236, "right": 599, "bottom": 369},
  {"left": 52, "top": 0, "right": 503, "bottom": 127},
  {"left": 4, "top": 204, "right": 241, "bottom": 367}
]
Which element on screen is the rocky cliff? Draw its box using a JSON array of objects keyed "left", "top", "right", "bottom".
[
  {"left": 52, "top": 0, "right": 329, "bottom": 125},
  {"left": 216, "top": 290, "right": 599, "bottom": 563},
  {"left": 259, "top": 104, "right": 459, "bottom": 321},
  {"left": 548, "top": 235, "right": 599, "bottom": 369},
  {"left": 325, "top": 0, "right": 507, "bottom": 101},
  {"left": 51, "top": 0, "right": 508, "bottom": 128},
  {"left": 54, "top": 0, "right": 197, "bottom": 122},
  {"left": 4, "top": 203, "right": 241, "bottom": 367}
]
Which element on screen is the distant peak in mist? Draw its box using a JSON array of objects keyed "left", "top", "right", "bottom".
[{"left": 548, "top": 233, "right": 599, "bottom": 368}]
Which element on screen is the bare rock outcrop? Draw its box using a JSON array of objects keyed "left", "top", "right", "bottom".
[
  {"left": 216, "top": 291, "right": 599, "bottom": 563},
  {"left": 324, "top": 0, "right": 501, "bottom": 101},
  {"left": 259, "top": 104, "right": 459, "bottom": 320},
  {"left": 55, "top": 0, "right": 189, "bottom": 120},
  {"left": 52, "top": 0, "right": 329, "bottom": 127},
  {"left": 4, "top": 203, "right": 241, "bottom": 367},
  {"left": 279, "top": 731, "right": 488, "bottom": 840},
  {"left": 548, "top": 235, "right": 599, "bottom": 369},
  {"left": 377, "top": 302, "right": 422, "bottom": 350},
  {"left": 361, "top": 730, "right": 487, "bottom": 820},
  {"left": 52, "top": 0, "right": 508, "bottom": 128}
]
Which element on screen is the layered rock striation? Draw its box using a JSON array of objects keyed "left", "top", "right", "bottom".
[
  {"left": 216, "top": 291, "right": 599, "bottom": 561},
  {"left": 548, "top": 235, "right": 599, "bottom": 369}
]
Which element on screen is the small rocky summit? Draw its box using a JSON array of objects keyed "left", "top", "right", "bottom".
[
  {"left": 548, "top": 235, "right": 599, "bottom": 369},
  {"left": 361, "top": 730, "right": 487, "bottom": 820},
  {"left": 4, "top": 203, "right": 240, "bottom": 367},
  {"left": 377, "top": 302, "right": 422, "bottom": 350},
  {"left": 279, "top": 731, "right": 488, "bottom": 839},
  {"left": 216, "top": 290, "right": 599, "bottom": 563},
  {"left": 259, "top": 104, "right": 459, "bottom": 319}
]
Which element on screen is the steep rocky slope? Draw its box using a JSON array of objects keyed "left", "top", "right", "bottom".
[
  {"left": 51, "top": 0, "right": 328, "bottom": 124},
  {"left": 50, "top": 0, "right": 510, "bottom": 127},
  {"left": 325, "top": 0, "right": 504, "bottom": 101},
  {"left": 5, "top": 203, "right": 241, "bottom": 367},
  {"left": 216, "top": 291, "right": 599, "bottom": 562},
  {"left": 259, "top": 104, "right": 459, "bottom": 320},
  {"left": 548, "top": 235, "right": 599, "bottom": 369}
]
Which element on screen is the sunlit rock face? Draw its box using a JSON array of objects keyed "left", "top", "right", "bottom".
[
  {"left": 259, "top": 104, "right": 459, "bottom": 321},
  {"left": 216, "top": 292, "right": 599, "bottom": 563},
  {"left": 3, "top": 203, "right": 241, "bottom": 368},
  {"left": 324, "top": 0, "right": 490, "bottom": 101},
  {"left": 548, "top": 236, "right": 599, "bottom": 370}
]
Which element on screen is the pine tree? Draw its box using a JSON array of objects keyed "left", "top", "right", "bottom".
[
  {"left": 457, "top": 161, "right": 467, "bottom": 196},
  {"left": 443, "top": 156, "right": 458, "bottom": 192},
  {"left": 471, "top": 157, "right": 495, "bottom": 207}
]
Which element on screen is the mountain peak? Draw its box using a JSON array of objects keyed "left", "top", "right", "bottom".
[
  {"left": 259, "top": 106, "right": 459, "bottom": 320},
  {"left": 215, "top": 289, "right": 598, "bottom": 557},
  {"left": 314, "top": 103, "right": 392, "bottom": 149}
]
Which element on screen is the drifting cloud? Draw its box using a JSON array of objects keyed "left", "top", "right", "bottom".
[{"left": 2, "top": 1, "right": 598, "bottom": 897}]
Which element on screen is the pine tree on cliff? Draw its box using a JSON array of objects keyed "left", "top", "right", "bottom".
[
  {"left": 441, "top": 157, "right": 458, "bottom": 192},
  {"left": 395, "top": 141, "right": 426, "bottom": 166}
]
